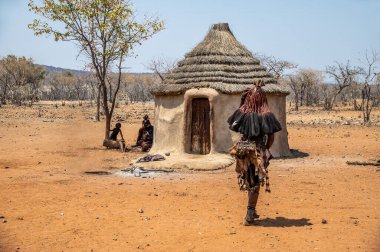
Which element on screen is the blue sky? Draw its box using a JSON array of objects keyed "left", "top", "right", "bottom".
[{"left": 0, "top": 0, "right": 379, "bottom": 73}]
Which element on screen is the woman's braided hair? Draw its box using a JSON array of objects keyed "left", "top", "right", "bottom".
[{"left": 239, "top": 79, "right": 270, "bottom": 114}]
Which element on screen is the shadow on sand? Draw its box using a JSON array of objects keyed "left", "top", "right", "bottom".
[
  {"left": 287, "top": 149, "right": 309, "bottom": 159},
  {"left": 255, "top": 217, "right": 312, "bottom": 227}
]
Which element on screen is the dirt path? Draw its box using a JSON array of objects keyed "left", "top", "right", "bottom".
[{"left": 0, "top": 104, "right": 379, "bottom": 251}]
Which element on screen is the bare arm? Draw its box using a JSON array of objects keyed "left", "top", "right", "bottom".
[{"left": 266, "top": 134, "right": 274, "bottom": 149}]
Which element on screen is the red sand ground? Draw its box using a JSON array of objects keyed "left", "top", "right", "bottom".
[{"left": 0, "top": 103, "right": 379, "bottom": 251}]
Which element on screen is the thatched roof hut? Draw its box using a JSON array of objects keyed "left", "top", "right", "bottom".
[
  {"left": 149, "top": 23, "right": 290, "bottom": 167},
  {"left": 152, "top": 23, "right": 288, "bottom": 96}
]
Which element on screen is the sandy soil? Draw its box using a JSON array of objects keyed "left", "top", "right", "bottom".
[{"left": 0, "top": 103, "right": 379, "bottom": 252}]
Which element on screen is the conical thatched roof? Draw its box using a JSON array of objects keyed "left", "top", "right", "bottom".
[{"left": 152, "top": 23, "right": 289, "bottom": 96}]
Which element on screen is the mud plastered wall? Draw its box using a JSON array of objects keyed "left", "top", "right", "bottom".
[{"left": 151, "top": 88, "right": 290, "bottom": 157}]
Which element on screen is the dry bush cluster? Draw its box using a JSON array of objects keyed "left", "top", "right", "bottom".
[
  {"left": 0, "top": 55, "right": 45, "bottom": 106},
  {"left": 2, "top": 50, "right": 379, "bottom": 126},
  {"left": 255, "top": 52, "right": 380, "bottom": 124},
  {"left": 0, "top": 55, "right": 160, "bottom": 107}
]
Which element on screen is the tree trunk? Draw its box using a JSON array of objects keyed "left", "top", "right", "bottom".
[
  {"left": 105, "top": 113, "right": 111, "bottom": 140},
  {"left": 330, "top": 94, "right": 337, "bottom": 110},
  {"left": 108, "top": 81, "right": 112, "bottom": 102},
  {"left": 362, "top": 85, "right": 372, "bottom": 124},
  {"left": 353, "top": 100, "right": 362, "bottom": 111},
  {"left": 96, "top": 84, "right": 101, "bottom": 121},
  {"left": 101, "top": 80, "right": 111, "bottom": 140}
]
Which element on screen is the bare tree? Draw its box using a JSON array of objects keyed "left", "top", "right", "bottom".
[
  {"left": 286, "top": 69, "right": 323, "bottom": 110},
  {"left": 125, "top": 82, "right": 153, "bottom": 102},
  {"left": 119, "top": 73, "right": 160, "bottom": 103},
  {"left": 29, "top": 0, "right": 164, "bottom": 140},
  {"left": 254, "top": 53, "right": 298, "bottom": 82},
  {"left": 358, "top": 50, "right": 379, "bottom": 124},
  {"left": 340, "top": 83, "right": 362, "bottom": 110},
  {"left": 299, "top": 69, "right": 323, "bottom": 106},
  {"left": 325, "top": 61, "right": 361, "bottom": 110},
  {"left": 48, "top": 72, "right": 76, "bottom": 101},
  {"left": 287, "top": 75, "right": 302, "bottom": 111},
  {"left": 83, "top": 73, "right": 101, "bottom": 120},
  {"left": 147, "top": 57, "right": 177, "bottom": 82}
]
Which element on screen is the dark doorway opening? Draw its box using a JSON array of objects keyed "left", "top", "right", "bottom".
[{"left": 191, "top": 98, "right": 211, "bottom": 154}]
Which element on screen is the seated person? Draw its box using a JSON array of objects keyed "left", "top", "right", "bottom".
[
  {"left": 134, "top": 119, "right": 154, "bottom": 152},
  {"left": 133, "top": 115, "right": 150, "bottom": 145},
  {"left": 110, "top": 122, "right": 124, "bottom": 141},
  {"left": 103, "top": 122, "right": 126, "bottom": 151}
]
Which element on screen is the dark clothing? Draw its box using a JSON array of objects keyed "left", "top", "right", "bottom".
[
  {"left": 227, "top": 86, "right": 282, "bottom": 139},
  {"left": 136, "top": 125, "right": 154, "bottom": 152},
  {"left": 143, "top": 125, "right": 154, "bottom": 142},
  {"left": 136, "top": 154, "right": 165, "bottom": 163},
  {"left": 110, "top": 127, "right": 121, "bottom": 141},
  {"left": 143, "top": 119, "right": 151, "bottom": 126},
  {"left": 136, "top": 128, "right": 145, "bottom": 144},
  {"left": 227, "top": 110, "right": 282, "bottom": 139}
]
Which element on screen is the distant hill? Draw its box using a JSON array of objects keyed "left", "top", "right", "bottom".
[
  {"left": 38, "top": 64, "right": 154, "bottom": 77},
  {"left": 37, "top": 64, "right": 89, "bottom": 76}
]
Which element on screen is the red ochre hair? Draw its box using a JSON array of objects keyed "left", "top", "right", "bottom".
[{"left": 239, "top": 80, "right": 270, "bottom": 114}]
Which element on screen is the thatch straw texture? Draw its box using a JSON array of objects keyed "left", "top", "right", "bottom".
[{"left": 152, "top": 23, "right": 289, "bottom": 96}]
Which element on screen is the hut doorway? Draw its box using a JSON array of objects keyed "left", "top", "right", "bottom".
[{"left": 191, "top": 98, "right": 211, "bottom": 154}]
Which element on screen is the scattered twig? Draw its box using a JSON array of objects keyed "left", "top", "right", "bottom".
[{"left": 346, "top": 161, "right": 380, "bottom": 166}]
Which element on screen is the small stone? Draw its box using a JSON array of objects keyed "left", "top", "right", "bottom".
[
  {"left": 138, "top": 208, "right": 144, "bottom": 213},
  {"left": 321, "top": 219, "right": 327, "bottom": 224},
  {"left": 164, "top": 152, "right": 170, "bottom": 156},
  {"left": 3, "top": 220, "right": 7, "bottom": 223}
]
